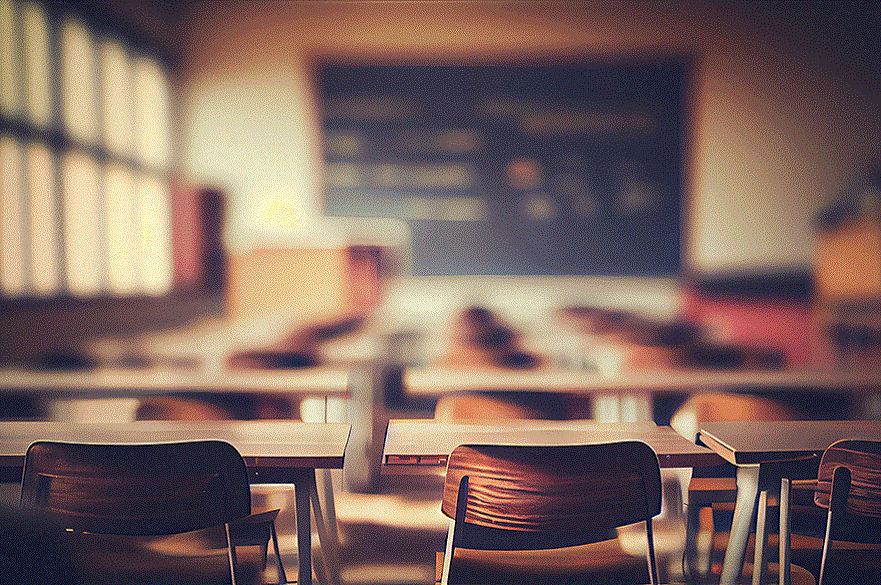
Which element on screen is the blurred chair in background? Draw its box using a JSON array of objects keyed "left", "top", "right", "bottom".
[{"left": 434, "top": 392, "right": 552, "bottom": 423}]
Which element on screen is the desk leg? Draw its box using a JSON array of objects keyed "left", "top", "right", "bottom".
[
  {"left": 753, "top": 488, "right": 769, "bottom": 585},
  {"left": 779, "top": 478, "right": 792, "bottom": 585},
  {"left": 720, "top": 465, "right": 759, "bottom": 585},
  {"left": 310, "top": 470, "right": 342, "bottom": 585},
  {"left": 684, "top": 495, "right": 705, "bottom": 581},
  {"left": 295, "top": 469, "right": 314, "bottom": 585}
]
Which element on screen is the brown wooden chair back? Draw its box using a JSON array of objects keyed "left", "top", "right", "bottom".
[
  {"left": 815, "top": 439, "right": 881, "bottom": 516},
  {"left": 434, "top": 393, "right": 546, "bottom": 423},
  {"left": 670, "top": 392, "right": 798, "bottom": 443},
  {"left": 814, "top": 439, "right": 881, "bottom": 585},
  {"left": 440, "top": 441, "right": 662, "bottom": 584},
  {"left": 21, "top": 440, "right": 251, "bottom": 536},
  {"left": 20, "top": 440, "right": 261, "bottom": 585}
]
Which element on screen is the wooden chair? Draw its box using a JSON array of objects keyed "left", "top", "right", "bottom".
[
  {"left": 437, "top": 441, "right": 663, "bottom": 584},
  {"left": 20, "top": 440, "right": 288, "bottom": 585},
  {"left": 804, "top": 439, "right": 881, "bottom": 585}
]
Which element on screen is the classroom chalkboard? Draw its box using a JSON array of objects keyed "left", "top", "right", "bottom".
[{"left": 319, "top": 59, "right": 687, "bottom": 276}]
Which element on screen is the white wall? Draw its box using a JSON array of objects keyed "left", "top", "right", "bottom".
[{"left": 179, "top": 0, "right": 880, "bottom": 289}]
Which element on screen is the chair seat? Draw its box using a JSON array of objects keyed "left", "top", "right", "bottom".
[
  {"left": 144, "top": 509, "right": 281, "bottom": 553},
  {"left": 65, "top": 530, "right": 268, "bottom": 585},
  {"left": 435, "top": 538, "right": 650, "bottom": 583}
]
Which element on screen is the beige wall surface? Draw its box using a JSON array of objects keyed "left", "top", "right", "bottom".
[{"left": 179, "top": 0, "right": 880, "bottom": 276}]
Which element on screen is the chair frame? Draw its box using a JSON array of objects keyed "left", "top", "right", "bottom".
[
  {"left": 438, "top": 441, "right": 662, "bottom": 585},
  {"left": 812, "top": 439, "right": 881, "bottom": 585},
  {"left": 20, "top": 439, "right": 287, "bottom": 585}
]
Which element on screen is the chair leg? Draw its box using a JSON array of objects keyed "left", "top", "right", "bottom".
[
  {"left": 225, "top": 522, "right": 239, "bottom": 585},
  {"left": 269, "top": 520, "right": 288, "bottom": 584},
  {"left": 645, "top": 518, "right": 659, "bottom": 585},
  {"left": 440, "top": 519, "right": 456, "bottom": 585},
  {"left": 818, "top": 509, "right": 834, "bottom": 585}
]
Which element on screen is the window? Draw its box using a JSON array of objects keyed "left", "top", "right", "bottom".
[{"left": 0, "top": 0, "right": 174, "bottom": 298}]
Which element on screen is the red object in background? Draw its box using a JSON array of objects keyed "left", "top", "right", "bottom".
[
  {"left": 347, "top": 245, "right": 385, "bottom": 309},
  {"left": 170, "top": 183, "right": 227, "bottom": 293},
  {"left": 682, "top": 286, "right": 830, "bottom": 367},
  {"left": 170, "top": 179, "right": 202, "bottom": 289}
]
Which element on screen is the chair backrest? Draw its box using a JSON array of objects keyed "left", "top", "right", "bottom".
[
  {"left": 21, "top": 440, "right": 252, "bottom": 536},
  {"left": 815, "top": 438, "right": 881, "bottom": 518},
  {"left": 813, "top": 439, "right": 881, "bottom": 585},
  {"left": 670, "top": 392, "right": 798, "bottom": 443},
  {"left": 441, "top": 441, "right": 662, "bottom": 550},
  {"left": 434, "top": 393, "right": 546, "bottom": 423}
]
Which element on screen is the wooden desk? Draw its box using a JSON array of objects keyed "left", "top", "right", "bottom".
[
  {"left": 0, "top": 366, "right": 351, "bottom": 398},
  {"left": 698, "top": 420, "right": 881, "bottom": 585},
  {"left": 383, "top": 420, "right": 723, "bottom": 471},
  {"left": 0, "top": 420, "right": 351, "bottom": 585},
  {"left": 405, "top": 366, "right": 881, "bottom": 396},
  {"left": 404, "top": 366, "right": 881, "bottom": 421}
]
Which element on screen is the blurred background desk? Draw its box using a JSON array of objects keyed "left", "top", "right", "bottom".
[
  {"left": 0, "top": 366, "right": 350, "bottom": 397},
  {"left": 0, "top": 366, "right": 351, "bottom": 422},
  {"left": 404, "top": 366, "right": 881, "bottom": 422}
]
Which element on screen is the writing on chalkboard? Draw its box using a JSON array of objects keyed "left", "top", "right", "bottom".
[{"left": 320, "top": 60, "right": 688, "bottom": 276}]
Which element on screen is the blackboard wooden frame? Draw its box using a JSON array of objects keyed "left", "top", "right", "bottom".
[{"left": 319, "top": 57, "right": 689, "bottom": 276}]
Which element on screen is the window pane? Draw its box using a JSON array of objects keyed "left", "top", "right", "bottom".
[
  {"left": 22, "top": 0, "right": 51, "bottom": 126},
  {"left": 1, "top": 135, "right": 26, "bottom": 295},
  {"left": 0, "top": 0, "right": 21, "bottom": 116},
  {"left": 101, "top": 38, "right": 133, "bottom": 156},
  {"left": 133, "top": 55, "right": 170, "bottom": 168},
  {"left": 62, "top": 150, "right": 102, "bottom": 296},
  {"left": 136, "top": 174, "right": 172, "bottom": 295},
  {"left": 61, "top": 16, "right": 98, "bottom": 144},
  {"left": 28, "top": 142, "right": 60, "bottom": 295},
  {"left": 104, "top": 164, "right": 138, "bottom": 294}
]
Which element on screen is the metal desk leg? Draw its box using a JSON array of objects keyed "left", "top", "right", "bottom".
[
  {"left": 720, "top": 465, "right": 760, "bottom": 585},
  {"left": 684, "top": 475, "right": 717, "bottom": 583},
  {"left": 684, "top": 497, "right": 702, "bottom": 582},
  {"left": 295, "top": 469, "right": 314, "bottom": 585},
  {"left": 779, "top": 478, "right": 792, "bottom": 585},
  {"left": 310, "top": 470, "right": 342, "bottom": 585},
  {"left": 753, "top": 488, "right": 770, "bottom": 585}
]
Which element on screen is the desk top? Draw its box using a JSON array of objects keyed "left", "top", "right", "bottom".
[
  {"left": 383, "top": 420, "right": 722, "bottom": 470},
  {"left": 698, "top": 420, "right": 881, "bottom": 466},
  {"left": 0, "top": 366, "right": 351, "bottom": 398},
  {"left": 0, "top": 420, "right": 351, "bottom": 474},
  {"left": 404, "top": 367, "right": 881, "bottom": 396}
]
